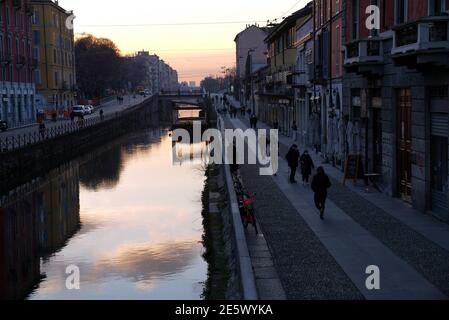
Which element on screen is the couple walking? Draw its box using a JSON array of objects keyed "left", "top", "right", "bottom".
[
  {"left": 285, "top": 145, "right": 314, "bottom": 185},
  {"left": 285, "top": 144, "right": 331, "bottom": 220}
]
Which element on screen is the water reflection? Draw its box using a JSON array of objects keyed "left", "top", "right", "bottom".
[
  {"left": 0, "top": 163, "right": 80, "bottom": 300},
  {"left": 0, "top": 127, "right": 207, "bottom": 300}
]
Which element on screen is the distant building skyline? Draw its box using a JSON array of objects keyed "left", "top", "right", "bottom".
[{"left": 57, "top": 0, "right": 310, "bottom": 83}]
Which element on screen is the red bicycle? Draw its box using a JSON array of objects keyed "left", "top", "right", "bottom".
[{"left": 238, "top": 192, "right": 258, "bottom": 234}]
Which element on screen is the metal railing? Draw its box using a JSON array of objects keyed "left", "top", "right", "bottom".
[{"left": 0, "top": 96, "right": 153, "bottom": 153}]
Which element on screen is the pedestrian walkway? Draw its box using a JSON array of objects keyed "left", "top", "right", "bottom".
[{"left": 222, "top": 106, "right": 449, "bottom": 300}]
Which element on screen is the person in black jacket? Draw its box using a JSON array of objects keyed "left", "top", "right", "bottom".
[
  {"left": 285, "top": 144, "right": 300, "bottom": 183},
  {"left": 300, "top": 150, "right": 315, "bottom": 186},
  {"left": 311, "top": 166, "right": 332, "bottom": 220}
]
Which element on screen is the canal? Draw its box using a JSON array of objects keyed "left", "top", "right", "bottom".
[{"left": 0, "top": 126, "right": 208, "bottom": 300}]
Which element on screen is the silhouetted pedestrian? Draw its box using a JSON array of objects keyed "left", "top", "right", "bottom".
[
  {"left": 311, "top": 166, "right": 332, "bottom": 220},
  {"left": 300, "top": 150, "right": 314, "bottom": 185},
  {"left": 292, "top": 121, "right": 298, "bottom": 141},
  {"left": 285, "top": 144, "right": 300, "bottom": 183}
]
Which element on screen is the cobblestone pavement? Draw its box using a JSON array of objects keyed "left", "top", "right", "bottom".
[
  {"left": 220, "top": 101, "right": 449, "bottom": 299},
  {"left": 223, "top": 115, "right": 364, "bottom": 300},
  {"left": 327, "top": 179, "right": 449, "bottom": 296}
]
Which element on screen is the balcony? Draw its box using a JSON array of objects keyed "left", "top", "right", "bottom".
[
  {"left": 16, "top": 55, "right": 26, "bottom": 68},
  {"left": 344, "top": 38, "right": 384, "bottom": 76},
  {"left": 0, "top": 51, "right": 12, "bottom": 66},
  {"left": 292, "top": 68, "right": 309, "bottom": 88},
  {"left": 310, "top": 64, "right": 327, "bottom": 84},
  {"left": 392, "top": 16, "right": 449, "bottom": 68}
]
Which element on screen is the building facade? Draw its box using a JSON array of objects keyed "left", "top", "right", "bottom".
[
  {"left": 259, "top": 3, "right": 312, "bottom": 136},
  {"left": 134, "top": 51, "right": 178, "bottom": 94},
  {"left": 0, "top": 0, "right": 36, "bottom": 128},
  {"left": 32, "top": 0, "right": 76, "bottom": 114},
  {"left": 311, "top": 0, "right": 345, "bottom": 162},
  {"left": 234, "top": 24, "right": 269, "bottom": 104},
  {"left": 343, "top": 0, "right": 449, "bottom": 220}
]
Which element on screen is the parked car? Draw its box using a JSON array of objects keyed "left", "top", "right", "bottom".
[
  {"left": 0, "top": 120, "right": 7, "bottom": 132},
  {"left": 82, "top": 105, "right": 92, "bottom": 115},
  {"left": 71, "top": 105, "right": 86, "bottom": 117},
  {"left": 86, "top": 105, "right": 95, "bottom": 113}
]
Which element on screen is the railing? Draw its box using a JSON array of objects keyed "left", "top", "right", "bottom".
[
  {"left": 344, "top": 38, "right": 383, "bottom": 66},
  {"left": 160, "top": 90, "right": 203, "bottom": 96},
  {"left": 367, "top": 39, "right": 381, "bottom": 56},
  {"left": 346, "top": 42, "right": 359, "bottom": 59},
  {"left": 395, "top": 24, "right": 418, "bottom": 47},
  {"left": 0, "top": 97, "right": 152, "bottom": 153},
  {"left": 393, "top": 16, "right": 449, "bottom": 54}
]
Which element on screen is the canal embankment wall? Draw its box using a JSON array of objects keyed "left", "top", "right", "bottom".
[{"left": 0, "top": 96, "right": 159, "bottom": 194}]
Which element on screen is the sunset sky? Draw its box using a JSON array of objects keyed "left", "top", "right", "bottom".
[{"left": 60, "top": 0, "right": 309, "bottom": 83}]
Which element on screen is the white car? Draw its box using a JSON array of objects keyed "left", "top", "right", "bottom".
[
  {"left": 82, "top": 105, "right": 92, "bottom": 115},
  {"left": 86, "top": 105, "right": 95, "bottom": 114},
  {"left": 72, "top": 105, "right": 86, "bottom": 117}
]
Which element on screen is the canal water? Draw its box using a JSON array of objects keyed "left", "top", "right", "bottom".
[{"left": 0, "top": 127, "right": 208, "bottom": 300}]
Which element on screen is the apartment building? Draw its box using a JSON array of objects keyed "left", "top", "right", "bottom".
[
  {"left": 343, "top": 0, "right": 449, "bottom": 220},
  {"left": 32, "top": 0, "right": 76, "bottom": 113},
  {"left": 0, "top": 0, "right": 36, "bottom": 128},
  {"left": 259, "top": 3, "right": 312, "bottom": 135}
]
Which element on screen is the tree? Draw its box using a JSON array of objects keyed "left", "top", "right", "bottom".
[{"left": 75, "top": 34, "right": 123, "bottom": 99}]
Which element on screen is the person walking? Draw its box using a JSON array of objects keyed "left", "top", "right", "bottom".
[
  {"left": 300, "top": 150, "right": 314, "bottom": 186},
  {"left": 253, "top": 114, "right": 258, "bottom": 129},
  {"left": 99, "top": 109, "right": 104, "bottom": 120},
  {"left": 292, "top": 121, "right": 298, "bottom": 141},
  {"left": 311, "top": 166, "right": 332, "bottom": 220},
  {"left": 285, "top": 144, "right": 300, "bottom": 183}
]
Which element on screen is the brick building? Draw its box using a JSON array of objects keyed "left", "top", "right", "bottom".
[{"left": 343, "top": 0, "right": 449, "bottom": 220}]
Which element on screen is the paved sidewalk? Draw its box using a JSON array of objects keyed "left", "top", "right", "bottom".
[{"left": 222, "top": 103, "right": 449, "bottom": 299}]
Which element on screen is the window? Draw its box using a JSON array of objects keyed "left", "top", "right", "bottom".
[
  {"left": 54, "top": 72, "right": 59, "bottom": 86},
  {"left": 429, "top": 0, "right": 446, "bottom": 15},
  {"left": 54, "top": 49, "right": 57, "bottom": 63},
  {"left": 395, "top": 0, "right": 408, "bottom": 24},
  {"left": 33, "top": 31, "right": 40, "bottom": 46},
  {"left": 33, "top": 47, "right": 39, "bottom": 60},
  {"left": 33, "top": 10, "right": 40, "bottom": 24},
  {"left": 351, "top": 0, "right": 359, "bottom": 40},
  {"left": 371, "top": 0, "right": 380, "bottom": 36},
  {"left": 6, "top": 7, "right": 10, "bottom": 26},
  {"left": 335, "top": 26, "right": 341, "bottom": 76}
]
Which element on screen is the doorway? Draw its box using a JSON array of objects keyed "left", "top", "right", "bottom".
[{"left": 396, "top": 88, "right": 412, "bottom": 202}]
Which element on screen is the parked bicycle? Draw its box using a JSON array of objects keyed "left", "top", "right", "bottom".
[{"left": 233, "top": 176, "right": 258, "bottom": 234}]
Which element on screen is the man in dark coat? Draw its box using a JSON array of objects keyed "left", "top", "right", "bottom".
[
  {"left": 300, "top": 150, "right": 314, "bottom": 185},
  {"left": 285, "top": 144, "right": 300, "bottom": 183},
  {"left": 311, "top": 166, "right": 332, "bottom": 220}
]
